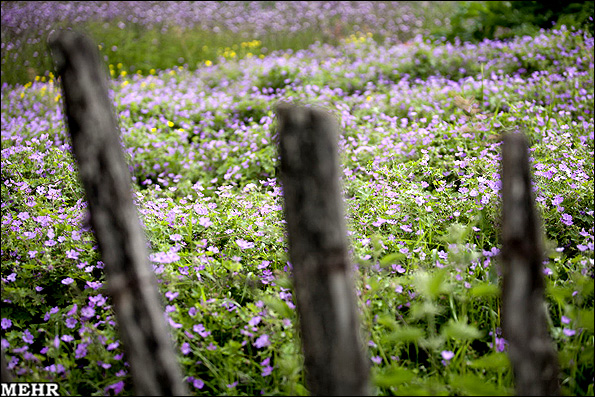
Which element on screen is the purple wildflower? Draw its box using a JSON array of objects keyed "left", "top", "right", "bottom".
[
  {"left": 81, "top": 306, "right": 95, "bottom": 319},
  {"left": 168, "top": 317, "right": 182, "bottom": 329},
  {"left": 66, "top": 249, "right": 79, "bottom": 260},
  {"left": 44, "top": 307, "right": 59, "bottom": 321},
  {"left": 254, "top": 334, "right": 270, "bottom": 348},
  {"left": 400, "top": 224, "right": 413, "bottom": 232},
  {"left": 192, "top": 378, "right": 204, "bottom": 389},
  {"left": 86, "top": 281, "right": 102, "bottom": 290},
  {"left": 107, "top": 341, "right": 119, "bottom": 351},
  {"left": 17, "top": 211, "right": 30, "bottom": 221},
  {"left": 67, "top": 304, "right": 78, "bottom": 316},
  {"left": 441, "top": 350, "right": 455, "bottom": 361},
  {"left": 236, "top": 239, "right": 255, "bottom": 249},
  {"left": 563, "top": 328, "right": 576, "bottom": 337},
  {"left": 198, "top": 217, "right": 213, "bottom": 227},
  {"left": 262, "top": 365, "right": 273, "bottom": 377},
  {"left": 65, "top": 317, "right": 77, "bottom": 329},
  {"left": 165, "top": 291, "right": 179, "bottom": 301},
  {"left": 22, "top": 330, "right": 34, "bottom": 344},
  {"left": 75, "top": 343, "right": 87, "bottom": 359},
  {"left": 561, "top": 213, "right": 573, "bottom": 226},
  {"left": 193, "top": 324, "right": 211, "bottom": 337},
  {"left": 1, "top": 318, "right": 12, "bottom": 330},
  {"left": 61, "top": 335, "right": 74, "bottom": 342},
  {"left": 104, "top": 381, "right": 125, "bottom": 395},
  {"left": 150, "top": 250, "right": 180, "bottom": 264},
  {"left": 495, "top": 337, "right": 507, "bottom": 352}
]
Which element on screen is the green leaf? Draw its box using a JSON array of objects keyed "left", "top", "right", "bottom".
[
  {"left": 371, "top": 234, "right": 384, "bottom": 255},
  {"left": 546, "top": 283, "right": 573, "bottom": 305},
  {"left": 419, "top": 335, "right": 445, "bottom": 350},
  {"left": 262, "top": 296, "right": 294, "bottom": 319},
  {"left": 441, "top": 319, "right": 483, "bottom": 341},
  {"left": 577, "top": 308, "right": 594, "bottom": 332},
  {"left": 412, "top": 270, "right": 451, "bottom": 299},
  {"left": 374, "top": 366, "right": 416, "bottom": 387},
  {"left": 376, "top": 314, "right": 398, "bottom": 330},
  {"left": 469, "top": 282, "right": 500, "bottom": 298},
  {"left": 275, "top": 275, "right": 293, "bottom": 290},
  {"left": 468, "top": 352, "right": 510, "bottom": 370},
  {"left": 439, "top": 222, "right": 470, "bottom": 244},
  {"left": 223, "top": 260, "right": 242, "bottom": 273},
  {"left": 379, "top": 252, "right": 407, "bottom": 267},
  {"left": 449, "top": 373, "right": 512, "bottom": 396},
  {"left": 381, "top": 326, "right": 425, "bottom": 344},
  {"left": 409, "top": 301, "right": 444, "bottom": 320}
]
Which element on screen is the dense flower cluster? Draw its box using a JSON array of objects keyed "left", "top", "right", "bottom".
[
  {"left": 1, "top": 3, "right": 594, "bottom": 396},
  {"left": 1, "top": 1, "right": 446, "bottom": 38},
  {"left": 1, "top": 1, "right": 454, "bottom": 86}
]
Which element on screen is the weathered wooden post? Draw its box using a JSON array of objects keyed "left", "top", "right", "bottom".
[
  {"left": 1, "top": 351, "right": 13, "bottom": 382},
  {"left": 276, "top": 103, "right": 370, "bottom": 396},
  {"left": 500, "top": 131, "right": 560, "bottom": 396},
  {"left": 48, "top": 30, "right": 187, "bottom": 396}
]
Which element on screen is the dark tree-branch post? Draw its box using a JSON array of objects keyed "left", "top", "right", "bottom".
[
  {"left": 48, "top": 30, "right": 187, "bottom": 396},
  {"left": 276, "top": 104, "right": 370, "bottom": 396},
  {"left": 500, "top": 131, "right": 560, "bottom": 396}
]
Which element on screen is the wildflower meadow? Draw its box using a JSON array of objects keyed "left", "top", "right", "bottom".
[{"left": 1, "top": 1, "right": 593, "bottom": 396}]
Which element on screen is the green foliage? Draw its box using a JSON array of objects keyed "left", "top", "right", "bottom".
[
  {"left": 434, "top": 1, "right": 595, "bottom": 42},
  {"left": 1, "top": 6, "right": 593, "bottom": 396}
]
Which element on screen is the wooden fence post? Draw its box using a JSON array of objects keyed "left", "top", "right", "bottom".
[
  {"left": 1, "top": 350, "right": 13, "bottom": 383},
  {"left": 500, "top": 131, "right": 560, "bottom": 396},
  {"left": 48, "top": 30, "right": 187, "bottom": 396},
  {"left": 276, "top": 104, "right": 370, "bottom": 396}
]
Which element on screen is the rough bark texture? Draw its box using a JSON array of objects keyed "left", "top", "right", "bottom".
[
  {"left": 276, "top": 104, "right": 370, "bottom": 396},
  {"left": 500, "top": 131, "right": 560, "bottom": 396},
  {"left": 1, "top": 351, "right": 13, "bottom": 383},
  {"left": 48, "top": 30, "right": 187, "bottom": 396}
]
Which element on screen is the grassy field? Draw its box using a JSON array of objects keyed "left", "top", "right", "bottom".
[{"left": 1, "top": 1, "right": 594, "bottom": 396}]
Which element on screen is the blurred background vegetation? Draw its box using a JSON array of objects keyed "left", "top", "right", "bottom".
[
  {"left": 433, "top": 1, "right": 594, "bottom": 42},
  {"left": 1, "top": 1, "right": 594, "bottom": 88}
]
